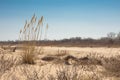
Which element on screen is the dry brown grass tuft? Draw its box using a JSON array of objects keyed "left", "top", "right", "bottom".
[
  {"left": 102, "top": 56, "right": 120, "bottom": 72},
  {"left": 22, "top": 49, "right": 35, "bottom": 64},
  {"left": 19, "top": 14, "right": 48, "bottom": 64},
  {"left": 0, "top": 53, "right": 15, "bottom": 77}
]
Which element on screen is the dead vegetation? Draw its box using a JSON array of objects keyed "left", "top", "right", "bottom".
[
  {"left": 1, "top": 47, "right": 120, "bottom": 80},
  {"left": 19, "top": 14, "right": 48, "bottom": 65},
  {"left": 1, "top": 15, "right": 120, "bottom": 80}
]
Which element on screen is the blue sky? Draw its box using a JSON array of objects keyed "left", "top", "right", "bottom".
[{"left": 0, "top": 0, "right": 120, "bottom": 40}]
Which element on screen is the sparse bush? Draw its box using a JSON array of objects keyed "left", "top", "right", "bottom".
[
  {"left": 102, "top": 56, "right": 120, "bottom": 72},
  {"left": 47, "top": 65, "right": 101, "bottom": 80},
  {"left": 78, "top": 53, "right": 102, "bottom": 65},
  {"left": 47, "top": 66, "right": 80, "bottom": 80},
  {"left": 0, "top": 53, "right": 15, "bottom": 77},
  {"left": 20, "top": 65, "right": 45, "bottom": 80}
]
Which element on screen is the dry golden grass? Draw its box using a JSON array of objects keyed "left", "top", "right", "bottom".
[
  {"left": 19, "top": 14, "right": 48, "bottom": 64},
  {"left": 1, "top": 47, "right": 120, "bottom": 80},
  {"left": 1, "top": 15, "right": 120, "bottom": 80}
]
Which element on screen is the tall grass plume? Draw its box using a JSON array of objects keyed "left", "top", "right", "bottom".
[{"left": 19, "top": 14, "right": 48, "bottom": 64}]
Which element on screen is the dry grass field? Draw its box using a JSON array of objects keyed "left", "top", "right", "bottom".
[
  {"left": 0, "top": 15, "right": 120, "bottom": 80},
  {"left": 1, "top": 0, "right": 120, "bottom": 79},
  {"left": 0, "top": 46, "right": 120, "bottom": 80}
]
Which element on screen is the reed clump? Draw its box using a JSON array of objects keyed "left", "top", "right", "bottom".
[{"left": 19, "top": 14, "right": 48, "bottom": 64}]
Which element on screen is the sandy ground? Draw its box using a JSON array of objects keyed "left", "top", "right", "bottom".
[{"left": 1, "top": 46, "right": 120, "bottom": 80}]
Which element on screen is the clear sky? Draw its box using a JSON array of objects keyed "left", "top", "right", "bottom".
[{"left": 0, "top": 0, "right": 120, "bottom": 41}]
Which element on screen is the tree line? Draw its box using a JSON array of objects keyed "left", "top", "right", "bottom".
[{"left": 0, "top": 32, "right": 120, "bottom": 47}]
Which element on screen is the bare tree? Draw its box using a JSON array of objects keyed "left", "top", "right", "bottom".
[
  {"left": 107, "top": 32, "right": 116, "bottom": 39},
  {"left": 117, "top": 32, "right": 120, "bottom": 40},
  {"left": 107, "top": 32, "right": 116, "bottom": 46}
]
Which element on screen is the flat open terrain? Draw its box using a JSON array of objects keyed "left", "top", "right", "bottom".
[
  {"left": 0, "top": 46, "right": 120, "bottom": 80},
  {"left": 43, "top": 46, "right": 120, "bottom": 56}
]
